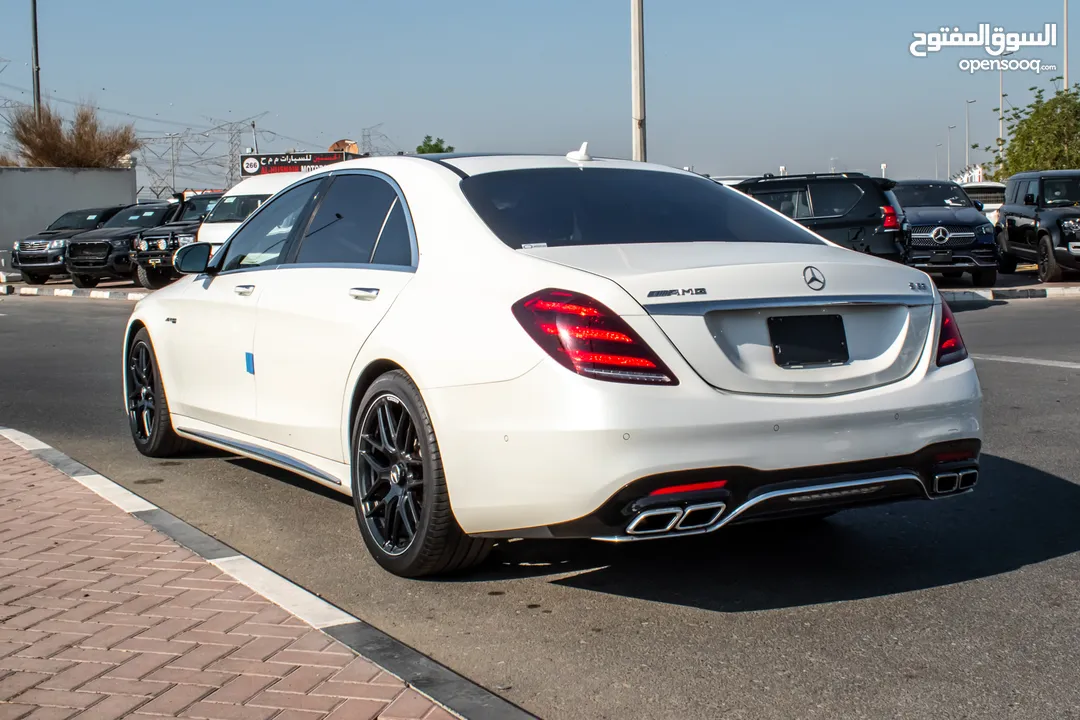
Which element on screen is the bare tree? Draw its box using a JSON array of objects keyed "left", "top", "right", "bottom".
[{"left": 4, "top": 103, "right": 140, "bottom": 168}]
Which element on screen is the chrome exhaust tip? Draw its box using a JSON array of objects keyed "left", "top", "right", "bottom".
[
  {"left": 933, "top": 472, "right": 960, "bottom": 494},
  {"left": 675, "top": 502, "right": 727, "bottom": 530},
  {"left": 958, "top": 469, "right": 978, "bottom": 490},
  {"left": 626, "top": 508, "right": 682, "bottom": 535}
]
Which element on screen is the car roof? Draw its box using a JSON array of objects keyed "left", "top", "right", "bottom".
[
  {"left": 1010, "top": 169, "right": 1080, "bottom": 179},
  {"left": 961, "top": 181, "right": 1006, "bottom": 188},
  {"left": 223, "top": 172, "right": 307, "bottom": 196},
  {"left": 308, "top": 152, "right": 692, "bottom": 180},
  {"left": 895, "top": 179, "right": 960, "bottom": 185}
]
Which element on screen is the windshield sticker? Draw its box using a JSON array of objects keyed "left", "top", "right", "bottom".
[
  {"left": 223, "top": 197, "right": 237, "bottom": 204},
  {"left": 142, "top": 211, "right": 155, "bottom": 217},
  {"left": 127, "top": 215, "right": 141, "bottom": 221},
  {"left": 86, "top": 214, "right": 98, "bottom": 220}
]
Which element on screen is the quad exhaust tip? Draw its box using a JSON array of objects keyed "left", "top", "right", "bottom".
[
  {"left": 934, "top": 469, "right": 978, "bottom": 495},
  {"left": 625, "top": 502, "right": 727, "bottom": 536}
]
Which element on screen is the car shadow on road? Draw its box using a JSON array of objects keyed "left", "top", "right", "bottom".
[{"left": 474, "top": 454, "right": 1080, "bottom": 612}]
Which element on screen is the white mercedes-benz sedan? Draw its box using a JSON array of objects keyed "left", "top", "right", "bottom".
[{"left": 123, "top": 148, "right": 983, "bottom": 577}]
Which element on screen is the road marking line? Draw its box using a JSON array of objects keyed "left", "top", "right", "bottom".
[
  {"left": 970, "top": 353, "right": 1080, "bottom": 370},
  {"left": 211, "top": 555, "right": 355, "bottom": 629}
]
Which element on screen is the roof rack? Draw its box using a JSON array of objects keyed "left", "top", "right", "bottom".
[{"left": 742, "top": 172, "right": 870, "bottom": 183}]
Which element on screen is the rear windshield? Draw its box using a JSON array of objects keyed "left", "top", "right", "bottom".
[
  {"left": 459, "top": 168, "right": 824, "bottom": 249},
  {"left": 103, "top": 206, "right": 170, "bottom": 228},
  {"left": 47, "top": 210, "right": 107, "bottom": 231},
  {"left": 204, "top": 194, "right": 271, "bottom": 223},
  {"left": 892, "top": 183, "right": 972, "bottom": 209}
]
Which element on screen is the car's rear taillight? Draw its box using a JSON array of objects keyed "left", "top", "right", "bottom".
[
  {"left": 881, "top": 205, "right": 900, "bottom": 230},
  {"left": 936, "top": 300, "right": 968, "bottom": 366},
  {"left": 512, "top": 289, "right": 678, "bottom": 385}
]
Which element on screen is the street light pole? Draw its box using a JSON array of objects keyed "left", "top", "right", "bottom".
[
  {"left": 947, "top": 125, "right": 956, "bottom": 179},
  {"left": 29, "top": 0, "right": 41, "bottom": 120},
  {"left": 935, "top": 143, "right": 942, "bottom": 179},
  {"left": 630, "top": 0, "right": 646, "bottom": 161},
  {"left": 965, "top": 99, "right": 976, "bottom": 170},
  {"left": 1066, "top": 0, "right": 1070, "bottom": 90}
]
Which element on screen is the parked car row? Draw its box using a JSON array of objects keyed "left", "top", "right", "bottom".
[
  {"left": 729, "top": 173, "right": 999, "bottom": 287},
  {"left": 10, "top": 174, "right": 303, "bottom": 289}
]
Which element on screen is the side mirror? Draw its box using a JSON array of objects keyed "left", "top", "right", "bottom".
[
  {"left": 1024, "top": 193, "right": 1036, "bottom": 206},
  {"left": 973, "top": 200, "right": 984, "bottom": 211},
  {"left": 173, "top": 242, "right": 213, "bottom": 275}
]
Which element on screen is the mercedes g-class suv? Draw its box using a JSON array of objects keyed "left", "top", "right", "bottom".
[
  {"left": 131, "top": 192, "right": 223, "bottom": 289},
  {"left": 998, "top": 170, "right": 1080, "bottom": 282},
  {"left": 65, "top": 202, "right": 179, "bottom": 288},
  {"left": 11, "top": 205, "right": 127, "bottom": 284},
  {"left": 890, "top": 179, "right": 998, "bottom": 287},
  {"left": 733, "top": 173, "right": 908, "bottom": 261}
]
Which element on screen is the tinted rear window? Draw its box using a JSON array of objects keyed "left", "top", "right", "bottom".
[{"left": 459, "top": 168, "right": 824, "bottom": 249}]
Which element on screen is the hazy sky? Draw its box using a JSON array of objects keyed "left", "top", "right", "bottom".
[{"left": 0, "top": 0, "right": 1068, "bottom": 186}]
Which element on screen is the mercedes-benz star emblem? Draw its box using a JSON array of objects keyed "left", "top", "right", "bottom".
[
  {"left": 931, "top": 226, "right": 951, "bottom": 244},
  {"left": 803, "top": 265, "right": 826, "bottom": 291}
]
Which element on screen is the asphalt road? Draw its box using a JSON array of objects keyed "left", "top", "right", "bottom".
[{"left": 2, "top": 295, "right": 1079, "bottom": 720}]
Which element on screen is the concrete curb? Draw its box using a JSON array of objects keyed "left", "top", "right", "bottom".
[
  {"left": 0, "top": 427, "right": 537, "bottom": 720},
  {"left": 941, "top": 286, "right": 1080, "bottom": 304},
  {"left": 0, "top": 284, "right": 147, "bottom": 300}
]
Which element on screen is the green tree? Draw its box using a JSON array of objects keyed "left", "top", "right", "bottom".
[
  {"left": 980, "top": 78, "right": 1080, "bottom": 180},
  {"left": 3, "top": 102, "right": 140, "bottom": 168},
  {"left": 415, "top": 135, "right": 455, "bottom": 154}
]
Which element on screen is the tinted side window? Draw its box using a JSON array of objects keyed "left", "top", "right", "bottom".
[
  {"left": 808, "top": 182, "right": 865, "bottom": 217},
  {"left": 1026, "top": 179, "right": 1041, "bottom": 202},
  {"left": 371, "top": 199, "right": 413, "bottom": 266},
  {"left": 295, "top": 175, "right": 397, "bottom": 264},
  {"left": 219, "top": 180, "right": 320, "bottom": 272},
  {"left": 749, "top": 189, "right": 812, "bottom": 219},
  {"left": 1004, "top": 180, "right": 1018, "bottom": 204}
]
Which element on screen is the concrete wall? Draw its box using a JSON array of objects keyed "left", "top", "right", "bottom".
[{"left": 0, "top": 167, "right": 137, "bottom": 277}]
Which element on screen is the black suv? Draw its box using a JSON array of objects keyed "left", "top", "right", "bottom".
[
  {"left": 998, "top": 170, "right": 1080, "bottom": 282},
  {"left": 11, "top": 205, "right": 127, "bottom": 284},
  {"left": 65, "top": 202, "right": 180, "bottom": 288},
  {"left": 890, "top": 180, "right": 998, "bottom": 287},
  {"left": 733, "top": 173, "right": 906, "bottom": 261},
  {"left": 131, "top": 192, "right": 223, "bottom": 289}
]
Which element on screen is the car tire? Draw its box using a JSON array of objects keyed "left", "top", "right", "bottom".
[
  {"left": 71, "top": 274, "right": 99, "bottom": 289},
  {"left": 996, "top": 230, "right": 1019, "bottom": 273},
  {"left": 126, "top": 328, "right": 191, "bottom": 458},
  {"left": 21, "top": 272, "right": 48, "bottom": 285},
  {"left": 1037, "top": 235, "right": 1064, "bottom": 283},
  {"left": 971, "top": 268, "right": 998, "bottom": 287},
  {"left": 350, "top": 370, "right": 493, "bottom": 578},
  {"left": 136, "top": 265, "right": 173, "bottom": 290}
]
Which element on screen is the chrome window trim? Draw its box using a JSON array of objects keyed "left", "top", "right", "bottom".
[{"left": 644, "top": 293, "right": 936, "bottom": 316}]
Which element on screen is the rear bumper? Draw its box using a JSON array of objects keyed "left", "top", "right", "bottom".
[{"left": 424, "top": 353, "right": 983, "bottom": 536}]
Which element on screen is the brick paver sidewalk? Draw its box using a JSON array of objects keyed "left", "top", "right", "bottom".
[{"left": 0, "top": 437, "right": 456, "bottom": 720}]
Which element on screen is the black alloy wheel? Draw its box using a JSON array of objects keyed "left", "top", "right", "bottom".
[
  {"left": 128, "top": 340, "right": 157, "bottom": 444},
  {"left": 355, "top": 393, "right": 425, "bottom": 557},
  {"left": 126, "top": 329, "right": 190, "bottom": 457},
  {"left": 1038, "top": 236, "right": 1064, "bottom": 283},
  {"left": 350, "top": 370, "right": 492, "bottom": 577}
]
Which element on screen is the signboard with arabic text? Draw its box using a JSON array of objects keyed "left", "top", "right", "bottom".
[{"left": 239, "top": 151, "right": 361, "bottom": 177}]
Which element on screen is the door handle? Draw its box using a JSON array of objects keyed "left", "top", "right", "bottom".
[
  {"left": 349, "top": 287, "right": 379, "bottom": 301},
  {"left": 234, "top": 285, "right": 255, "bottom": 296}
]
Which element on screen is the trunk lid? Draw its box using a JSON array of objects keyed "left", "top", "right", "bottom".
[{"left": 519, "top": 242, "right": 937, "bottom": 397}]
